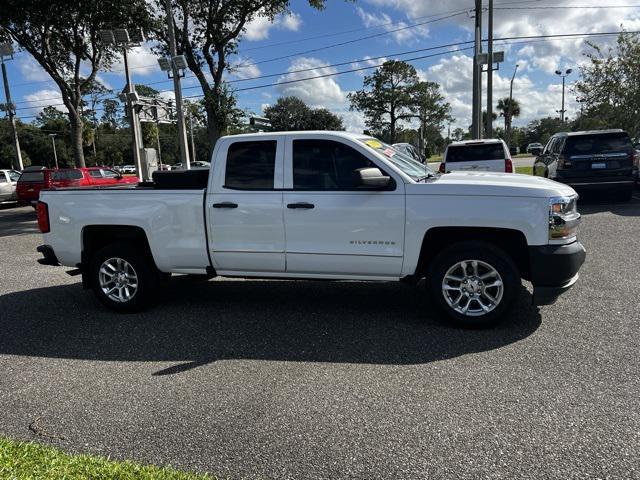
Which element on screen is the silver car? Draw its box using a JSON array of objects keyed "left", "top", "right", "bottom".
[{"left": 0, "top": 169, "right": 21, "bottom": 203}]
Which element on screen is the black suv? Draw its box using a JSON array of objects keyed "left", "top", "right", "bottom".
[{"left": 533, "top": 130, "right": 638, "bottom": 201}]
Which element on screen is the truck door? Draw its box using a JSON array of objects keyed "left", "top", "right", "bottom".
[
  {"left": 206, "top": 137, "right": 286, "bottom": 274},
  {"left": 282, "top": 136, "right": 405, "bottom": 278}
]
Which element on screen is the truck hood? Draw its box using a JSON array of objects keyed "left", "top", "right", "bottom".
[{"left": 406, "top": 172, "right": 577, "bottom": 198}]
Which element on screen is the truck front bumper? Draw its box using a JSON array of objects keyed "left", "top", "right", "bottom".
[{"left": 529, "top": 241, "right": 586, "bottom": 306}]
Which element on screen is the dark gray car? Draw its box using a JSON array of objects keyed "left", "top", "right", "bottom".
[{"left": 533, "top": 129, "right": 637, "bottom": 201}]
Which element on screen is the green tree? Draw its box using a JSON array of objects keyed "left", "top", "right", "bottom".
[
  {"left": 101, "top": 100, "right": 122, "bottom": 130},
  {"left": 0, "top": 0, "right": 152, "bottom": 167},
  {"left": 305, "top": 108, "right": 344, "bottom": 131},
  {"left": 576, "top": 32, "right": 640, "bottom": 138},
  {"left": 481, "top": 110, "right": 498, "bottom": 138},
  {"left": 348, "top": 60, "right": 421, "bottom": 143},
  {"left": 152, "top": 0, "right": 336, "bottom": 146},
  {"left": 264, "top": 96, "right": 344, "bottom": 131},
  {"left": 414, "top": 81, "right": 452, "bottom": 134},
  {"left": 496, "top": 97, "right": 521, "bottom": 143}
]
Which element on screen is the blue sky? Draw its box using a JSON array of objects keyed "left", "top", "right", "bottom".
[{"left": 5, "top": 0, "right": 640, "bottom": 133}]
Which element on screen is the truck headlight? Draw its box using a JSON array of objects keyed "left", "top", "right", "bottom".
[{"left": 549, "top": 195, "right": 580, "bottom": 240}]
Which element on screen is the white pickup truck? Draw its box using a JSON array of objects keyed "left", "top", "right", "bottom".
[{"left": 36, "top": 131, "right": 586, "bottom": 327}]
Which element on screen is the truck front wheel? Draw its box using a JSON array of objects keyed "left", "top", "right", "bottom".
[
  {"left": 427, "top": 241, "right": 520, "bottom": 328},
  {"left": 90, "top": 242, "right": 158, "bottom": 312}
]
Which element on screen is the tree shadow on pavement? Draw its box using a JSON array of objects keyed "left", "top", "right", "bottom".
[
  {"left": 0, "top": 207, "right": 38, "bottom": 237},
  {"left": 0, "top": 278, "right": 541, "bottom": 375}
]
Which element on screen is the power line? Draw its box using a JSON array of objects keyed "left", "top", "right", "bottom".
[
  {"left": 15, "top": 30, "right": 634, "bottom": 110},
  {"left": 13, "top": 29, "right": 638, "bottom": 117}
]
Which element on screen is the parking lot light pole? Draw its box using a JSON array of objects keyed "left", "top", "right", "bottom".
[
  {"left": 0, "top": 42, "right": 24, "bottom": 171},
  {"left": 506, "top": 63, "right": 519, "bottom": 148},
  {"left": 49, "top": 134, "right": 59, "bottom": 169},
  {"left": 163, "top": 0, "right": 191, "bottom": 170},
  {"left": 555, "top": 68, "right": 572, "bottom": 123}
]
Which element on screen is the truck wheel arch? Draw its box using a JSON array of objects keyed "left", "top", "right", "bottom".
[
  {"left": 81, "top": 225, "right": 155, "bottom": 289},
  {"left": 414, "top": 227, "right": 531, "bottom": 282}
]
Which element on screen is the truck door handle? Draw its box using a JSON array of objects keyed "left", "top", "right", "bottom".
[
  {"left": 212, "top": 202, "right": 238, "bottom": 209},
  {"left": 287, "top": 202, "right": 315, "bottom": 210}
]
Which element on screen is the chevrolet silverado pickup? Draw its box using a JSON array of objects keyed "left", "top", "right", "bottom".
[{"left": 36, "top": 131, "right": 586, "bottom": 327}]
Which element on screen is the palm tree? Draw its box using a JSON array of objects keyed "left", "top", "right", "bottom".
[{"left": 496, "top": 98, "right": 521, "bottom": 138}]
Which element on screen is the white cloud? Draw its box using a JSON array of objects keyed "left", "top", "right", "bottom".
[
  {"left": 339, "top": 110, "right": 367, "bottom": 134},
  {"left": 281, "top": 12, "right": 302, "bottom": 32},
  {"left": 365, "top": 0, "right": 640, "bottom": 76},
  {"left": 244, "top": 12, "right": 303, "bottom": 41},
  {"left": 425, "top": 53, "right": 580, "bottom": 131},
  {"left": 229, "top": 58, "right": 261, "bottom": 80},
  {"left": 17, "top": 57, "right": 50, "bottom": 82},
  {"left": 22, "top": 89, "right": 63, "bottom": 115},
  {"left": 110, "top": 45, "right": 158, "bottom": 76},
  {"left": 356, "top": 7, "right": 429, "bottom": 44},
  {"left": 351, "top": 55, "right": 388, "bottom": 76},
  {"left": 275, "top": 57, "right": 346, "bottom": 107}
]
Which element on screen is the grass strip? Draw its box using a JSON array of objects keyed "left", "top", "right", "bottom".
[{"left": 0, "top": 437, "right": 217, "bottom": 480}]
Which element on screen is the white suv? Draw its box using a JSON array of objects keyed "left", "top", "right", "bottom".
[{"left": 440, "top": 139, "right": 513, "bottom": 174}]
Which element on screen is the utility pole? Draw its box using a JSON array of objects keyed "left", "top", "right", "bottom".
[
  {"left": 165, "top": 0, "right": 191, "bottom": 169},
  {"left": 485, "top": 0, "right": 494, "bottom": 139},
  {"left": 506, "top": 64, "right": 519, "bottom": 148},
  {"left": 49, "top": 134, "right": 59, "bottom": 169},
  {"left": 156, "top": 123, "right": 163, "bottom": 169},
  {"left": 0, "top": 43, "right": 23, "bottom": 171},
  {"left": 189, "top": 109, "right": 196, "bottom": 162},
  {"left": 471, "top": 0, "right": 483, "bottom": 139}
]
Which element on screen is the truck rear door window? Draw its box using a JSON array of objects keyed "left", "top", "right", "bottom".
[
  {"left": 225, "top": 141, "right": 276, "bottom": 190},
  {"left": 564, "top": 133, "right": 632, "bottom": 155},
  {"left": 447, "top": 144, "right": 505, "bottom": 162}
]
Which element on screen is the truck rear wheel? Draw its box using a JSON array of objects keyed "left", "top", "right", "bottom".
[
  {"left": 426, "top": 241, "right": 520, "bottom": 328},
  {"left": 90, "top": 242, "right": 158, "bottom": 312}
]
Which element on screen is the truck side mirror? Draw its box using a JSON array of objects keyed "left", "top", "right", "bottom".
[{"left": 356, "top": 167, "right": 391, "bottom": 188}]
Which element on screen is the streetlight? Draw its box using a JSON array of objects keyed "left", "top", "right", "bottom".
[
  {"left": 506, "top": 63, "right": 519, "bottom": 148},
  {"left": 49, "top": 134, "right": 59, "bottom": 169},
  {"left": 555, "top": 68, "right": 573, "bottom": 123},
  {"left": 99, "top": 28, "right": 145, "bottom": 177},
  {"left": 0, "top": 41, "right": 24, "bottom": 171}
]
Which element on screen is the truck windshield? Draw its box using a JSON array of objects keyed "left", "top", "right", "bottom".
[{"left": 358, "top": 137, "right": 433, "bottom": 180}]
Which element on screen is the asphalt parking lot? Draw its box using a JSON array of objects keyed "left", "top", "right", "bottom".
[{"left": 0, "top": 196, "right": 639, "bottom": 479}]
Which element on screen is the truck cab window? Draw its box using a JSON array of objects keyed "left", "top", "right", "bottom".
[
  {"left": 292, "top": 139, "right": 376, "bottom": 190},
  {"left": 225, "top": 141, "right": 277, "bottom": 190}
]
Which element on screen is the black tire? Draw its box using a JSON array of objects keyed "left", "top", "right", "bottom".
[
  {"left": 90, "top": 242, "right": 158, "bottom": 312},
  {"left": 426, "top": 241, "right": 520, "bottom": 328}
]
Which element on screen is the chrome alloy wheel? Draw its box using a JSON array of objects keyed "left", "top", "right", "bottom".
[
  {"left": 98, "top": 257, "right": 139, "bottom": 303},
  {"left": 441, "top": 260, "right": 504, "bottom": 317}
]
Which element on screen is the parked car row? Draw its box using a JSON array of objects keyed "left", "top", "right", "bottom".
[{"left": 16, "top": 167, "right": 139, "bottom": 206}]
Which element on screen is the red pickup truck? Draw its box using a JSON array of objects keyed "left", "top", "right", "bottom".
[{"left": 17, "top": 167, "right": 139, "bottom": 205}]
